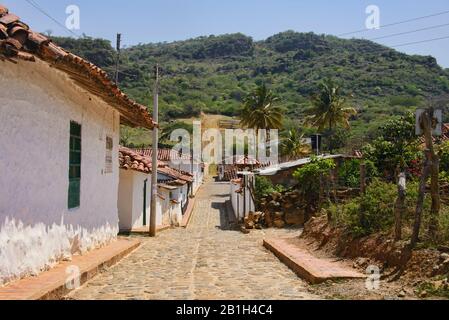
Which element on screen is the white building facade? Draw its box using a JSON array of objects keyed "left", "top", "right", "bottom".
[
  {"left": 117, "top": 148, "right": 191, "bottom": 232},
  {"left": 230, "top": 174, "right": 256, "bottom": 221},
  {"left": 0, "top": 8, "right": 155, "bottom": 286}
]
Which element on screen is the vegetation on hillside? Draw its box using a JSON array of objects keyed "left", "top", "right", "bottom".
[{"left": 52, "top": 31, "right": 449, "bottom": 147}]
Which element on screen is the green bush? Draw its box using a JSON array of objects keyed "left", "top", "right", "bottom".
[
  {"left": 330, "top": 178, "right": 446, "bottom": 239},
  {"left": 331, "top": 180, "right": 397, "bottom": 237},
  {"left": 338, "top": 159, "right": 378, "bottom": 188},
  {"left": 437, "top": 207, "right": 449, "bottom": 244},
  {"left": 438, "top": 141, "right": 449, "bottom": 173},
  {"left": 293, "top": 157, "right": 336, "bottom": 188},
  {"left": 293, "top": 157, "right": 336, "bottom": 217},
  {"left": 254, "top": 176, "right": 285, "bottom": 200}
]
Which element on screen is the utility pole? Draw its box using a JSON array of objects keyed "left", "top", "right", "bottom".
[
  {"left": 114, "top": 33, "right": 121, "bottom": 85},
  {"left": 149, "top": 64, "right": 159, "bottom": 237}
]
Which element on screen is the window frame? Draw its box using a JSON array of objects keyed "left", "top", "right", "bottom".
[
  {"left": 68, "top": 121, "right": 82, "bottom": 210},
  {"left": 104, "top": 135, "right": 113, "bottom": 174}
]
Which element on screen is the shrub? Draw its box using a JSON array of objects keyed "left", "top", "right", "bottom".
[
  {"left": 293, "top": 157, "right": 336, "bottom": 218},
  {"left": 331, "top": 180, "right": 397, "bottom": 237},
  {"left": 438, "top": 141, "right": 449, "bottom": 173},
  {"left": 437, "top": 208, "right": 449, "bottom": 244},
  {"left": 338, "top": 159, "right": 378, "bottom": 188},
  {"left": 254, "top": 176, "right": 285, "bottom": 201},
  {"left": 293, "top": 157, "right": 336, "bottom": 188},
  {"left": 362, "top": 113, "right": 420, "bottom": 180}
]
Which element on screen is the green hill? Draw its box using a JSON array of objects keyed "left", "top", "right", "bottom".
[{"left": 52, "top": 31, "right": 449, "bottom": 143}]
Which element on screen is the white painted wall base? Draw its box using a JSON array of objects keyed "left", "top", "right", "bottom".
[{"left": 0, "top": 217, "right": 117, "bottom": 286}]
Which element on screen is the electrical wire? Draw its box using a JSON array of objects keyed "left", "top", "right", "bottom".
[
  {"left": 391, "top": 35, "right": 449, "bottom": 48},
  {"left": 369, "top": 22, "right": 449, "bottom": 41},
  {"left": 338, "top": 9, "right": 449, "bottom": 37},
  {"left": 25, "top": 0, "right": 80, "bottom": 38}
]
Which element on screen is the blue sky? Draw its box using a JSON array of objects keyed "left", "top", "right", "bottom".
[{"left": 4, "top": 0, "right": 449, "bottom": 67}]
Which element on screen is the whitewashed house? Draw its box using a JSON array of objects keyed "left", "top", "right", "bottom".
[
  {"left": 0, "top": 6, "right": 155, "bottom": 286},
  {"left": 230, "top": 173, "right": 256, "bottom": 221},
  {"left": 118, "top": 148, "right": 194, "bottom": 231}
]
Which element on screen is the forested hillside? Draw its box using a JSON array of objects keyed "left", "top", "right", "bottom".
[{"left": 52, "top": 31, "right": 449, "bottom": 141}]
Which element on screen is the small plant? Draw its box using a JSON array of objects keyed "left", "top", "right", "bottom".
[
  {"left": 293, "top": 157, "right": 336, "bottom": 219},
  {"left": 437, "top": 207, "right": 449, "bottom": 244},
  {"left": 254, "top": 176, "right": 285, "bottom": 201},
  {"left": 330, "top": 179, "right": 397, "bottom": 237},
  {"left": 417, "top": 278, "right": 449, "bottom": 299},
  {"left": 338, "top": 159, "right": 378, "bottom": 188}
]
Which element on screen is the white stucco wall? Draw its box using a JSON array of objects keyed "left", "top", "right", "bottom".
[
  {"left": 118, "top": 171, "right": 189, "bottom": 230},
  {"left": 118, "top": 170, "right": 151, "bottom": 231},
  {"left": 0, "top": 59, "right": 121, "bottom": 285},
  {"left": 169, "top": 160, "right": 203, "bottom": 195},
  {"left": 230, "top": 179, "right": 255, "bottom": 221},
  {"left": 230, "top": 182, "right": 243, "bottom": 220},
  {"left": 157, "top": 188, "right": 180, "bottom": 227},
  {"left": 192, "top": 163, "right": 204, "bottom": 194}
]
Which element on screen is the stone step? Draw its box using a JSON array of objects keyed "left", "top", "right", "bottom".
[
  {"left": 264, "top": 238, "right": 366, "bottom": 284},
  {"left": 0, "top": 238, "right": 141, "bottom": 300}
]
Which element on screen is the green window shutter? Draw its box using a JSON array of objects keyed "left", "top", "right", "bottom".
[{"left": 68, "top": 121, "right": 82, "bottom": 209}]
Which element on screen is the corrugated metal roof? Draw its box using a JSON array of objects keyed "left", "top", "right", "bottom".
[{"left": 254, "top": 155, "right": 345, "bottom": 176}]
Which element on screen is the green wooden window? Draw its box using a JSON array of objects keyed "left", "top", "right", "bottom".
[
  {"left": 104, "top": 136, "right": 113, "bottom": 174},
  {"left": 68, "top": 121, "right": 82, "bottom": 209}
]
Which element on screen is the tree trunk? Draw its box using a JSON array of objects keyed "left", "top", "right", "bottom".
[
  {"left": 360, "top": 162, "right": 366, "bottom": 195},
  {"left": 420, "top": 108, "right": 441, "bottom": 241},
  {"left": 429, "top": 156, "right": 440, "bottom": 241},
  {"left": 410, "top": 151, "right": 431, "bottom": 248},
  {"left": 394, "top": 172, "right": 406, "bottom": 241}
]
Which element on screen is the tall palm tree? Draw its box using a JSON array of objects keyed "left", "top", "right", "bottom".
[
  {"left": 281, "top": 129, "right": 311, "bottom": 161},
  {"left": 307, "top": 79, "right": 357, "bottom": 132},
  {"left": 240, "top": 84, "right": 284, "bottom": 132}
]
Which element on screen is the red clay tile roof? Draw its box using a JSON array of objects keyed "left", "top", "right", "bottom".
[
  {"left": 0, "top": 5, "right": 156, "bottom": 129},
  {"left": 158, "top": 166, "right": 194, "bottom": 183},
  {"left": 119, "top": 147, "right": 193, "bottom": 183},
  {"left": 221, "top": 155, "right": 262, "bottom": 166},
  {"left": 133, "top": 148, "right": 192, "bottom": 161},
  {"left": 119, "top": 147, "right": 165, "bottom": 174},
  {"left": 224, "top": 168, "right": 239, "bottom": 181}
]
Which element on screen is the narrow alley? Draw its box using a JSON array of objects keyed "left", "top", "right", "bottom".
[{"left": 67, "top": 180, "right": 317, "bottom": 300}]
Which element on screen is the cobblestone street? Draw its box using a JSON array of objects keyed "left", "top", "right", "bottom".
[{"left": 67, "top": 180, "right": 317, "bottom": 300}]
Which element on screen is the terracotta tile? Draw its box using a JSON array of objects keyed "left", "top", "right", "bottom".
[{"left": 0, "top": 6, "right": 155, "bottom": 129}]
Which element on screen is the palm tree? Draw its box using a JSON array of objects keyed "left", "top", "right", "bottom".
[
  {"left": 307, "top": 79, "right": 357, "bottom": 132},
  {"left": 240, "top": 84, "right": 284, "bottom": 132},
  {"left": 159, "top": 121, "right": 193, "bottom": 144},
  {"left": 281, "top": 129, "right": 311, "bottom": 161}
]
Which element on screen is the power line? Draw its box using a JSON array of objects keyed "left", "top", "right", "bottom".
[
  {"left": 25, "top": 0, "right": 80, "bottom": 38},
  {"left": 369, "top": 22, "right": 449, "bottom": 41},
  {"left": 338, "top": 9, "right": 449, "bottom": 37},
  {"left": 391, "top": 35, "right": 449, "bottom": 48},
  {"left": 115, "top": 33, "right": 122, "bottom": 85},
  {"left": 292, "top": 35, "right": 449, "bottom": 87},
  {"left": 118, "top": 70, "right": 138, "bottom": 78}
]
